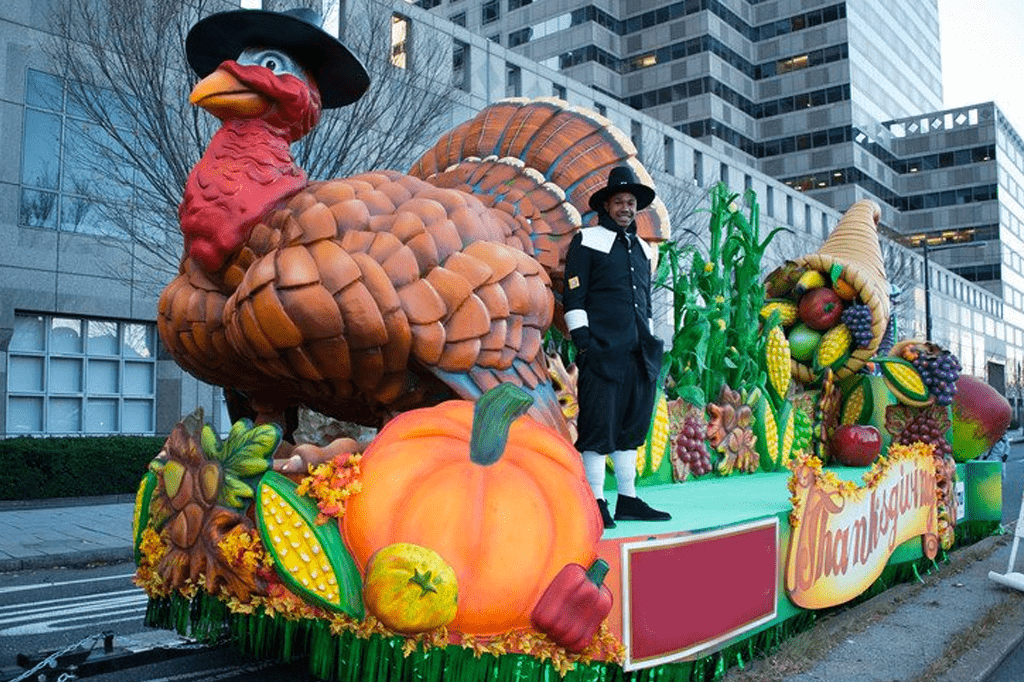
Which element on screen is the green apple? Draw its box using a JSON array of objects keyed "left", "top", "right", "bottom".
[{"left": 788, "top": 323, "right": 821, "bottom": 363}]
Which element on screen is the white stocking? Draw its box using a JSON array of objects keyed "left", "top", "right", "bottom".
[
  {"left": 612, "top": 449, "right": 638, "bottom": 498},
  {"left": 582, "top": 451, "right": 607, "bottom": 499}
]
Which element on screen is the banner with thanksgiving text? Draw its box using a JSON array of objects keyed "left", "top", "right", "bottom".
[{"left": 785, "top": 444, "right": 939, "bottom": 609}]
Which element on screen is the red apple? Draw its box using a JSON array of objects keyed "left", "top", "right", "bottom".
[
  {"left": 831, "top": 424, "right": 882, "bottom": 467},
  {"left": 798, "top": 287, "right": 844, "bottom": 330}
]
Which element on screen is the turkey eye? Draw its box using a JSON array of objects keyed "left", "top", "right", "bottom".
[{"left": 237, "top": 48, "right": 295, "bottom": 75}]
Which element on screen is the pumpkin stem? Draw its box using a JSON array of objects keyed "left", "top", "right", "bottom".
[
  {"left": 585, "top": 559, "right": 610, "bottom": 587},
  {"left": 469, "top": 384, "right": 534, "bottom": 466}
]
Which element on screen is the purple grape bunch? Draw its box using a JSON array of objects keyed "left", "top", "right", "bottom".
[
  {"left": 674, "top": 417, "right": 713, "bottom": 477},
  {"left": 840, "top": 303, "right": 874, "bottom": 348},
  {"left": 911, "top": 350, "right": 962, "bottom": 406},
  {"left": 896, "top": 410, "right": 952, "bottom": 458}
]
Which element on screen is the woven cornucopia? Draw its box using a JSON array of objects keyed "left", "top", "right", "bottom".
[{"left": 775, "top": 199, "right": 890, "bottom": 383}]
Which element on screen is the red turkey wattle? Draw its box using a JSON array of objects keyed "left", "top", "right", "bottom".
[{"left": 179, "top": 60, "right": 319, "bottom": 272}]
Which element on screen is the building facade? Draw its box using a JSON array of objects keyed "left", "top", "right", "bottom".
[
  {"left": 0, "top": 0, "right": 1019, "bottom": 438},
  {"left": 413, "top": 0, "right": 1024, "bottom": 394}
]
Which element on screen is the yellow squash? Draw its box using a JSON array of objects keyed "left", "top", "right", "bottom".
[{"left": 363, "top": 542, "right": 458, "bottom": 633}]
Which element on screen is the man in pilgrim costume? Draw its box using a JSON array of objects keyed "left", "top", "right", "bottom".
[{"left": 563, "top": 166, "right": 671, "bottom": 529}]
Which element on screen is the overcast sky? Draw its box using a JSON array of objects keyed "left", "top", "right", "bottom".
[{"left": 938, "top": 0, "right": 1024, "bottom": 132}]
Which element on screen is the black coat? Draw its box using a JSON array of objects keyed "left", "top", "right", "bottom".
[{"left": 562, "top": 215, "right": 663, "bottom": 382}]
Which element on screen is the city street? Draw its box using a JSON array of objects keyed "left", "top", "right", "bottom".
[
  {"left": 2, "top": 438, "right": 1022, "bottom": 682},
  {"left": 1000, "top": 436, "right": 1024, "bottom": 524},
  {"left": 980, "top": 435, "right": 1024, "bottom": 682},
  {"left": 0, "top": 563, "right": 309, "bottom": 681}
]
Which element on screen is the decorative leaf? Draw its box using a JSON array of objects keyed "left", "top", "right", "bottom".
[
  {"left": 676, "top": 384, "right": 706, "bottom": 407},
  {"left": 223, "top": 422, "right": 282, "bottom": 469},
  {"left": 222, "top": 418, "right": 253, "bottom": 462},
  {"left": 201, "top": 425, "right": 220, "bottom": 458}
]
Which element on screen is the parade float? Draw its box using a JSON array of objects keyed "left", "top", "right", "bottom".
[{"left": 132, "top": 8, "right": 1012, "bottom": 681}]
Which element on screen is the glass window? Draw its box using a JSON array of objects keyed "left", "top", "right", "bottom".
[
  {"left": 49, "top": 397, "right": 82, "bottom": 432},
  {"left": 6, "top": 313, "right": 157, "bottom": 435},
  {"left": 87, "top": 320, "right": 119, "bottom": 355},
  {"left": 26, "top": 70, "right": 63, "bottom": 111},
  {"left": 86, "top": 398, "right": 118, "bottom": 433},
  {"left": 10, "top": 357, "right": 44, "bottom": 392},
  {"left": 508, "top": 27, "right": 531, "bottom": 47},
  {"left": 482, "top": 0, "right": 500, "bottom": 25},
  {"left": 49, "top": 358, "right": 83, "bottom": 393},
  {"left": 22, "top": 110, "right": 62, "bottom": 189},
  {"left": 51, "top": 318, "right": 83, "bottom": 354},
  {"left": 390, "top": 15, "right": 410, "bottom": 69},
  {"left": 20, "top": 69, "right": 140, "bottom": 235},
  {"left": 124, "top": 362, "right": 154, "bottom": 395},
  {"left": 88, "top": 359, "right": 119, "bottom": 394},
  {"left": 123, "top": 399, "right": 154, "bottom": 432},
  {"left": 453, "top": 40, "right": 470, "bottom": 91},
  {"left": 123, "top": 323, "right": 154, "bottom": 358},
  {"left": 12, "top": 315, "right": 46, "bottom": 351},
  {"left": 9, "top": 397, "right": 44, "bottom": 432},
  {"left": 506, "top": 64, "right": 521, "bottom": 97},
  {"left": 450, "top": 11, "right": 467, "bottom": 27}
]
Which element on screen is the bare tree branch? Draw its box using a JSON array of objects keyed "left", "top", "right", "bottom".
[{"left": 45, "top": 0, "right": 457, "bottom": 295}]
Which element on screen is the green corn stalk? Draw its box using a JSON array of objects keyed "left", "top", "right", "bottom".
[{"left": 656, "top": 183, "right": 790, "bottom": 406}]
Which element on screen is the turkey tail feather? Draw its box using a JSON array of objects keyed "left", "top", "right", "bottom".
[{"left": 410, "top": 97, "right": 670, "bottom": 256}]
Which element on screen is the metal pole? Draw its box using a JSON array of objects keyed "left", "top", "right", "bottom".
[{"left": 923, "top": 241, "right": 932, "bottom": 341}]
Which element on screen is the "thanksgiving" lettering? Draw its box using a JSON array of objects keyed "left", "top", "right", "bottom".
[{"left": 785, "top": 455, "right": 938, "bottom": 609}]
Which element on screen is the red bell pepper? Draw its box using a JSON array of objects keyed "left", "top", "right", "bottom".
[{"left": 530, "top": 559, "right": 613, "bottom": 653}]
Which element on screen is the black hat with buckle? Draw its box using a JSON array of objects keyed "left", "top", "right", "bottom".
[
  {"left": 588, "top": 165, "right": 656, "bottom": 213},
  {"left": 185, "top": 7, "right": 369, "bottom": 109}
]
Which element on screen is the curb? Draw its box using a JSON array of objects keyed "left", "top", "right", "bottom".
[
  {"left": 0, "top": 494, "right": 136, "bottom": 512},
  {"left": 935, "top": 588, "right": 1024, "bottom": 682},
  {"left": 0, "top": 546, "right": 134, "bottom": 573}
]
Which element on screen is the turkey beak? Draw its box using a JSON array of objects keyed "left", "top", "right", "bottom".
[{"left": 190, "top": 66, "right": 270, "bottom": 118}]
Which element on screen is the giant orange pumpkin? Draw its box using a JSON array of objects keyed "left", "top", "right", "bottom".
[{"left": 342, "top": 383, "right": 602, "bottom": 635}]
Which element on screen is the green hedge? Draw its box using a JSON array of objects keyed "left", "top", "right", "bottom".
[{"left": 0, "top": 435, "right": 166, "bottom": 500}]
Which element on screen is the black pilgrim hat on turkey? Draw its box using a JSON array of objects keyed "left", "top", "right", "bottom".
[
  {"left": 185, "top": 7, "right": 369, "bottom": 109},
  {"left": 588, "top": 165, "right": 656, "bottom": 213}
]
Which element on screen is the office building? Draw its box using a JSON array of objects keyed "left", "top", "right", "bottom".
[{"left": 1, "top": 0, "right": 1019, "bottom": 437}]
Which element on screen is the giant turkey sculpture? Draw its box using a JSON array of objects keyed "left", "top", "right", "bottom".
[{"left": 158, "top": 8, "right": 669, "bottom": 437}]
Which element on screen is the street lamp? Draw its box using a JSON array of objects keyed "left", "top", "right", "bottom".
[{"left": 919, "top": 239, "right": 988, "bottom": 341}]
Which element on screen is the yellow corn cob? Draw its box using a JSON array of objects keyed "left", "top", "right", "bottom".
[
  {"left": 840, "top": 384, "right": 864, "bottom": 424},
  {"left": 260, "top": 484, "right": 342, "bottom": 607},
  {"left": 765, "top": 326, "right": 791, "bottom": 399},
  {"left": 815, "top": 324, "right": 852, "bottom": 369},
  {"left": 760, "top": 300, "right": 798, "bottom": 326},
  {"left": 637, "top": 393, "right": 670, "bottom": 474},
  {"left": 780, "top": 408, "right": 795, "bottom": 465},
  {"left": 885, "top": 362, "right": 926, "bottom": 396},
  {"left": 878, "top": 358, "right": 931, "bottom": 406},
  {"left": 756, "top": 397, "right": 780, "bottom": 471}
]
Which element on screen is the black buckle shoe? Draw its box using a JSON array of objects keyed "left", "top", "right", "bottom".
[
  {"left": 597, "top": 498, "right": 616, "bottom": 529},
  {"left": 614, "top": 495, "right": 671, "bottom": 521}
]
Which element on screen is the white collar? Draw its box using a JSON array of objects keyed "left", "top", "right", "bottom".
[{"left": 580, "top": 225, "right": 652, "bottom": 259}]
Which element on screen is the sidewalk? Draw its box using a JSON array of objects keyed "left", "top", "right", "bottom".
[
  {"left": 722, "top": 530, "right": 1024, "bottom": 682},
  {"left": 1, "top": 499, "right": 1022, "bottom": 682},
  {"left": 0, "top": 496, "right": 135, "bottom": 572}
]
